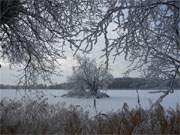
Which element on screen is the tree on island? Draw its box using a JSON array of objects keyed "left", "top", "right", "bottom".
[{"left": 65, "top": 56, "right": 113, "bottom": 98}]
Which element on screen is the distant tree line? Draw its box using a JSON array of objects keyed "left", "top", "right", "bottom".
[
  {"left": 1, "top": 77, "right": 180, "bottom": 90},
  {"left": 108, "top": 78, "right": 180, "bottom": 90}
]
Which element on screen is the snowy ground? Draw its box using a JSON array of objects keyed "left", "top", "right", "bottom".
[{"left": 0, "top": 89, "right": 180, "bottom": 115}]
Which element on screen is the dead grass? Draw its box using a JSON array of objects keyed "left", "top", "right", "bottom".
[{"left": 0, "top": 98, "right": 179, "bottom": 135}]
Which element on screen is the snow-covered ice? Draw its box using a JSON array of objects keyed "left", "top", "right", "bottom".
[{"left": 0, "top": 89, "right": 180, "bottom": 115}]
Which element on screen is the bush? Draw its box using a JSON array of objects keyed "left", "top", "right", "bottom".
[{"left": 0, "top": 98, "right": 179, "bottom": 135}]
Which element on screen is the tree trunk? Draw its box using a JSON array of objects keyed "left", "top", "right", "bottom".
[{"left": 91, "top": 88, "right": 98, "bottom": 96}]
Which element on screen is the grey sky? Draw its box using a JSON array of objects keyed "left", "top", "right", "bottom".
[{"left": 0, "top": 48, "right": 140, "bottom": 85}]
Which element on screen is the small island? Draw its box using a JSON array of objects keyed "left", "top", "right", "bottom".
[{"left": 61, "top": 90, "right": 109, "bottom": 98}]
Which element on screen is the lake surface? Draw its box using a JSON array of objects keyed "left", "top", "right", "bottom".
[{"left": 0, "top": 89, "right": 180, "bottom": 115}]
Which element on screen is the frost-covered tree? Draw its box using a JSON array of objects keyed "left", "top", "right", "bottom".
[
  {"left": 73, "top": 0, "right": 180, "bottom": 79},
  {"left": 69, "top": 56, "right": 113, "bottom": 96},
  {"left": 0, "top": 0, "right": 179, "bottom": 93},
  {"left": 0, "top": 0, "right": 99, "bottom": 85}
]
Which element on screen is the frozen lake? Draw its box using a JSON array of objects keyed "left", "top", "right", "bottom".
[{"left": 0, "top": 89, "right": 180, "bottom": 114}]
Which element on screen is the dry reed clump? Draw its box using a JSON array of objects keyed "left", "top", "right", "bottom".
[{"left": 0, "top": 98, "right": 179, "bottom": 135}]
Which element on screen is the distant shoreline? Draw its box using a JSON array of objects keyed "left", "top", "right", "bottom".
[{"left": 1, "top": 77, "right": 180, "bottom": 90}]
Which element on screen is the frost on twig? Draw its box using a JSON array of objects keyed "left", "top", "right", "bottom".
[{"left": 150, "top": 65, "right": 179, "bottom": 110}]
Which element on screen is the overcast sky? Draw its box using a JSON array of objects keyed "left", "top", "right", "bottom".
[{"left": 0, "top": 47, "right": 141, "bottom": 85}]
